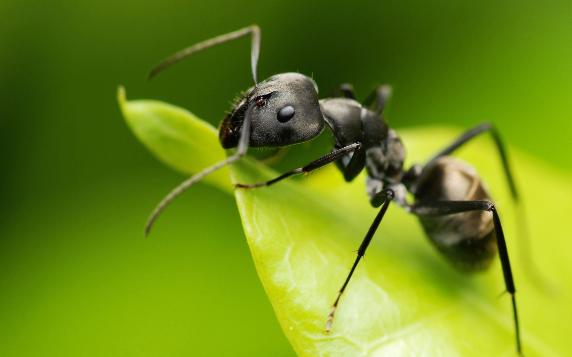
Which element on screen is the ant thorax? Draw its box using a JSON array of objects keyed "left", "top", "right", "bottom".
[
  {"left": 364, "top": 129, "right": 405, "bottom": 182},
  {"left": 319, "top": 97, "right": 407, "bottom": 206},
  {"left": 364, "top": 129, "right": 408, "bottom": 207}
]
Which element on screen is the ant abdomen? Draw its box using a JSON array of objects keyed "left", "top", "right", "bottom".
[{"left": 413, "top": 157, "right": 497, "bottom": 271}]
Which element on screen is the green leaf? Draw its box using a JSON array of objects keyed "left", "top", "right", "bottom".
[
  {"left": 118, "top": 87, "right": 571, "bottom": 356},
  {"left": 118, "top": 86, "right": 231, "bottom": 193}
]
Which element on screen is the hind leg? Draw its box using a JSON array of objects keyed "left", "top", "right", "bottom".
[
  {"left": 412, "top": 200, "right": 522, "bottom": 355},
  {"left": 425, "top": 122, "right": 518, "bottom": 200}
]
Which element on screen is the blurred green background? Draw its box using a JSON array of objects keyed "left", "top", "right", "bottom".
[{"left": 1, "top": 0, "right": 570, "bottom": 356}]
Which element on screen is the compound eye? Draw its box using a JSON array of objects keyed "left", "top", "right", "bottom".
[
  {"left": 254, "top": 92, "right": 273, "bottom": 108},
  {"left": 277, "top": 105, "right": 295, "bottom": 122},
  {"left": 255, "top": 97, "right": 267, "bottom": 107}
]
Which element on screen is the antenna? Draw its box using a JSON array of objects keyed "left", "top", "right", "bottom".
[{"left": 148, "top": 25, "right": 260, "bottom": 84}]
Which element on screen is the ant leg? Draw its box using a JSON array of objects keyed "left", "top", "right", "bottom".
[
  {"left": 363, "top": 84, "right": 392, "bottom": 115},
  {"left": 412, "top": 200, "right": 522, "bottom": 355},
  {"left": 235, "top": 143, "right": 361, "bottom": 189},
  {"left": 335, "top": 83, "right": 392, "bottom": 114},
  {"left": 144, "top": 105, "right": 254, "bottom": 236},
  {"left": 338, "top": 144, "right": 366, "bottom": 182},
  {"left": 336, "top": 83, "right": 357, "bottom": 99},
  {"left": 326, "top": 189, "right": 394, "bottom": 332},
  {"left": 425, "top": 122, "right": 518, "bottom": 200}
]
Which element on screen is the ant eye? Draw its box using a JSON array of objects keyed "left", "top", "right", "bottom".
[{"left": 277, "top": 105, "right": 295, "bottom": 122}]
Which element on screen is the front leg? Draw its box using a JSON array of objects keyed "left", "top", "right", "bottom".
[{"left": 235, "top": 143, "right": 361, "bottom": 189}]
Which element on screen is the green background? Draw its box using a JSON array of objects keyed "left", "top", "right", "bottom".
[{"left": 1, "top": 0, "right": 570, "bottom": 356}]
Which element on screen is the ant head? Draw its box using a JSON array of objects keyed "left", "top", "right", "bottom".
[{"left": 220, "top": 72, "right": 324, "bottom": 148}]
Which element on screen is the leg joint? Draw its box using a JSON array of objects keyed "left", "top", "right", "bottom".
[
  {"left": 384, "top": 188, "right": 395, "bottom": 200},
  {"left": 484, "top": 200, "right": 495, "bottom": 212}
]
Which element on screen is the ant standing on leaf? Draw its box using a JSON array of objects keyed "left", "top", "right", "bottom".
[{"left": 146, "top": 25, "right": 523, "bottom": 354}]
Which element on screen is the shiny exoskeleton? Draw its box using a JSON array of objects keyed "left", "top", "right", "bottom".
[{"left": 145, "top": 26, "right": 522, "bottom": 354}]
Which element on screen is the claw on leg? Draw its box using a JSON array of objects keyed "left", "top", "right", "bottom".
[
  {"left": 325, "top": 293, "right": 342, "bottom": 333},
  {"left": 325, "top": 307, "right": 336, "bottom": 333}
]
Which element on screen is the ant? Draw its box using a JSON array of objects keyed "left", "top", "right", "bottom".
[{"left": 145, "top": 25, "right": 522, "bottom": 354}]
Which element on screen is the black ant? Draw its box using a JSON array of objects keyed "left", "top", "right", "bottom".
[{"left": 146, "top": 25, "right": 522, "bottom": 354}]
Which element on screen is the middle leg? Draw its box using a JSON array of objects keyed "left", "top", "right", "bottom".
[{"left": 326, "top": 189, "right": 394, "bottom": 332}]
